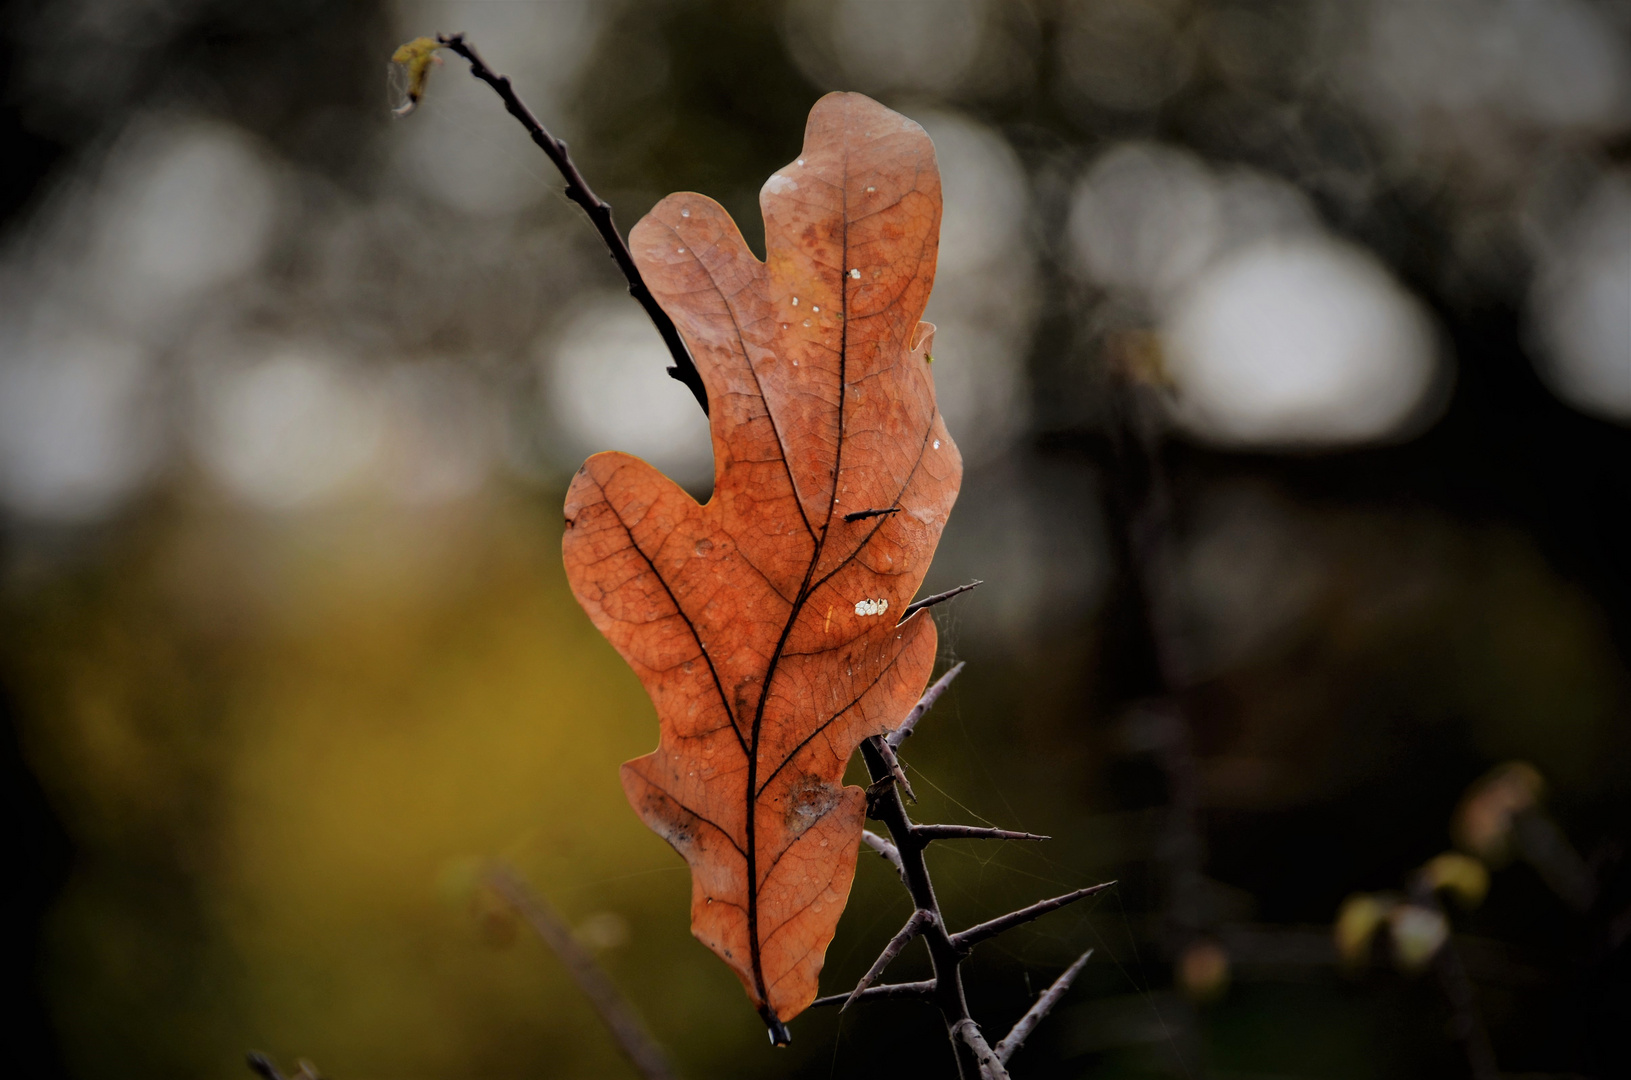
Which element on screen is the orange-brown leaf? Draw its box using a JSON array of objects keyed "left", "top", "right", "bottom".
[{"left": 561, "top": 93, "right": 961, "bottom": 1025}]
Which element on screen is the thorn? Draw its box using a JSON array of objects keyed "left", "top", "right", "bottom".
[
  {"left": 871, "top": 736, "right": 917, "bottom": 802},
  {"left": 842, "top": 909, "right": 936, "bottom": 1011},
  {"left": 900, "top": 580, "right": 982, "bottom": 621},
  {"left": 950, "top": 881, "right": 1117, "bottom": 954},
  {"left": 994, "top": 948, "right": 1094, "bottom": 1066},
  {"left": 912, "top": 824, "right": 1049, "bottom": 843},
  {"left": 810, "top": 979, "right": 934, "bottom": 1008},
  {"left": 888, "top": 661, "right": 966, "bottom": 748},
  {"left": 843, "top": 506, "right": 901, "bottom": 522},
  {"left": 861, "top": 829, "right": 906, "bottom": 882}
]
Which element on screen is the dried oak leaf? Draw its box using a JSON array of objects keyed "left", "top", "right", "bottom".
[{"left": 562, "top": 92, "right": 961, "bottom": 1029}]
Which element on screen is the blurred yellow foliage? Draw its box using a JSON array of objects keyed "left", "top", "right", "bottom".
[
  {"left": 1334, "top": 892, "right": 1391, "bottom": 969},
  {"left": 1420, "top": 851, "right": 1489, "bottom": 909},
  {"left": 4, "top": 487, "right": 763, "bottom": 1078}
]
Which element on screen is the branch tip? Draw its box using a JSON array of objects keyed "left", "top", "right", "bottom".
[
  {"left": 888, "top": 660, "right": 967, "bottom": 748},
  {"left": 951, "top": 881, "right": 1117, "bottom": 953},
  {"left": 842, "top": 908, "right": 935, "bottom": 1011},
  {"left": 994, "top": 948, "right": 1094, "bottom": 1065},
  {"left": 810, "top": 979, "right": 934, "bottom": 1008},
  {"left": 901, "top": 580, "right": 983, "bottom": 621},
  {"left": 912, "top": 824, "right": 1050, "bottom": 843}
]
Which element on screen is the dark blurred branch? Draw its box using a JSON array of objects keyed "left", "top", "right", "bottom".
[
  {"left": 1100, "top": 371, "right": 1211, "bottom": 1071},
  {"left": 432, "top": 33, "right": 708, "bottom": 415},
  {"left": 485, "top": 864, "right": 680, "bottom": 1080},
  {"left": 1403, "top": 873, "right": 1500, "bottom": 1080},
  {"left": 246, "top": 1053, "right": 286, "bottom": 1080},
  {"left": 1431, "top": 940, "right": 1501, "bottom": 1080},
  {"left": 1513, "top": 808, "right": 1598, "bottom": 914},
  {"left": 246, "top": 1055, "right": 321, "bottom": 1080}
]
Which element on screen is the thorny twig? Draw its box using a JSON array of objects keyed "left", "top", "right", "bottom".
[
  {"left": 812, "top": 664, "right": 1115, "bottom": 1079},
  {"left": 485, "top": 865, "right": 680, "bottom": 1080},
  {"left": 429, "top": 33, "right": 708, "bottom": 414}
]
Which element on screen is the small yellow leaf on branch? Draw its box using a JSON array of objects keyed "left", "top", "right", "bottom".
[{"left": 391, "top": 36, "right": 443, "bottom": 117}]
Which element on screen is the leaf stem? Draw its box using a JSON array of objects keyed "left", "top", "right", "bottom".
[{"left": 434, "top": 33, "right": 708, "bottom": 415}]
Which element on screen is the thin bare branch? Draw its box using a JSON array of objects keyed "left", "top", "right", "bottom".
[
  {"left": 994, "top": 948, "right": 1094, "bottom": 1065},
  {"left": 913, "top": 824, "right": 1049, "bottom": 843},
  {"left": 888, "top": 661, "right": 966, "bottom": 748},
  {"left": 810, "top": 979, "right": 935, "bottom": 1008},
  {"left": 901, "top": 580, "right": 982, "bottom": 621},
  {"left": 432, "top": 33, "right": 707, "bottom": 414},
  {"left": 843, "top": 909, "right": 936, "bottom": 1011},
  {"left": 484, "top": 864, "right": 680, "bottom": 1080},
  {"left": 951, "top": 882, "right": 1117, "bottom": 953}
]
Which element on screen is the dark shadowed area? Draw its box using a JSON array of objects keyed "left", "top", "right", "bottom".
[{"left": 1, "top": 1, "right": 1628, "bottom": 1078}]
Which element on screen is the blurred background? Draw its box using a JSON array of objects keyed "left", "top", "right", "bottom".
[{"left": 1, "top": 0, "right": 1628, "bottom": 1077}]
